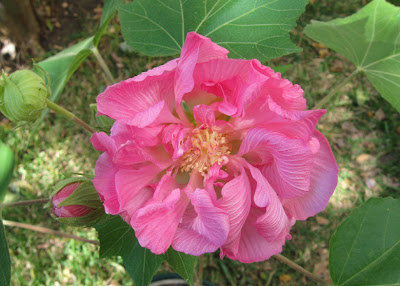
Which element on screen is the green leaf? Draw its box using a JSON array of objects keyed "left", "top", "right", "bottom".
[
  {"left": 165, "top": 248, "right": 197, "bottom": 285},
  {"left": 123, "top": 245, "right": 163, "bottom": 286},
  {"left": 0, "top": 142, "right": 14, "bottom": 203},
  {"left": 0, "top": 220, "right": 11, "bottom": 286},
  {"left": 118, "top": 0, "right": 309, "bottom": 61},
  {"left": 271, "top": 64, "right": 293, "bottom": 74},
  {"left": 93, "top": 0, "right": 124, "bottom": 46},
  {"left": 95, "top": 215, "right": 137, "bottom": 258},
  {"left": 304, "top": 0, "right": 400, "bottom": 112},
  {"left": 329, "top": 197, "right": 400, "bottom": 286}
]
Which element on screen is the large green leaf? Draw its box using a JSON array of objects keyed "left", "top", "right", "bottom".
[
  {"left": 329, "top": 197, "right": 400, "bottom": 285},
  {"left": 0, "top": 220, "right": 11, "bottom": 286},
  {"left": 95, "top": 215, "right": 137, "bottom": 258},
  {"left": 96, "top": 215, "right": 163, "bottom": 286},
  {"left": 165, "top": 248, "right": 197, "bottom": 285},
  {"left": 0, "top": 142, "right": 14, "bottom": 203},
  {"left": 118, "top": 0, "right": 309, "bottom": 61},
  {"left": 304, "top": 0, "right": 400, "bottom": 112},
  {"left": 123, "top": 244, "right": 164, "bottom": 286}
]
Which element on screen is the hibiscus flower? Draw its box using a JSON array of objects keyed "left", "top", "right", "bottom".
[{"left": 91, "top": 32, "right": 338, "bottom": 263}]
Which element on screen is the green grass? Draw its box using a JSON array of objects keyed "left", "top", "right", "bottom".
[{"left": 1, "top": 0, "right": 399, "bottom": 285}]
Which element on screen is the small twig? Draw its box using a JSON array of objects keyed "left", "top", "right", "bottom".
[
  {"left": 1, "top": 198, "right": 49, "bottom": 208},
  {"left": 313, "top": 70, "right": 359, "bottom": 110},
  {"left": 92, "top": 47, "right": 116, "bottom": 84},
  {"left": 197, "top": 254, "right": 204, "bottom": 286},
  {"left": 273, "top": 254, "right": 326, "bottom": 285},
  {"left": 2, "top": 219, "right": 99, "bottom": 245}
]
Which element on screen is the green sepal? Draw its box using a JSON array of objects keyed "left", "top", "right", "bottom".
[
  {"left": 55, "top": 207, "right": 105, "bottom": 227},
  {"left": 90, "top": 103, "right": 114, "bottom": 132}
]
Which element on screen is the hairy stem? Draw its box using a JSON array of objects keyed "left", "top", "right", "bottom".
[
  {"left": 2, "top": 219, "right": 99, "bottom": 245},
  {"left": 313, "top": 70, "right": 359, "bottom": 110},
  {"left": 1, "top": 198, "right": 49, "bottom": 208},
  {"left": 273, "top": 254, "right": 326, "bottom": 285},
  {"left": 92, "top": 47, "right": 116, "bottom": 84},
  {"left": 46, "top": 99, "right": 96, "bottom": 133}
]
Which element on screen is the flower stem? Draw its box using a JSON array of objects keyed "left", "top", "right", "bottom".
[
  {"left": 2, "top": 219, "right": 99, "bottom": 245},
  {"left": 1, "top": 198, "right": 49, "bottom": 208},
  {"left": 92, "top": 47, "right": 116, "bottom": 84},
  {"left": 273, "top": 254, "right": 326, "bottom": 285},
  {"left": 313, "top": 70, "right": 359, "bottom": 110},
  {"left": 46, "top": 99, "right": 96, "bottom": 133}
]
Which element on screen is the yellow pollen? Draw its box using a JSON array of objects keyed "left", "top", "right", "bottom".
[{"left": 180, "top": 126, "right": 230, "bottom": 175}]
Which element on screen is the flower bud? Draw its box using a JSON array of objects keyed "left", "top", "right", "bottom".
[
  {"left": 0, "top": 69, "right": 50, "bottom": 122},
  {"left": 48, "top": 177, "right": 105, "bottom": 226}
]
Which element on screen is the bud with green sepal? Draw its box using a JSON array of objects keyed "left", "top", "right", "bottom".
[
  {"left": 47, "top": 177, "right": 105, "bottom": 226},
  {"left": 0, "top": 66, "right": 51, "bottom": 122}
]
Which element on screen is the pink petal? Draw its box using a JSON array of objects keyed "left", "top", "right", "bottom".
[
  {"left": 132, "top": 186, "right": 189, "bottom": 254},
  {"left": 282, "top": 131, "right": 339, "bottom": 220},
  {"left": 217, "top": 168, "right": 251, "bottom": 256},
  {"left": 193, "top": 104, "right": 216, "bottom": 126},
  {"left": 91, "top": 132, "right": 116, "bottom": 154},
  {"left": 175, "top": 32, "right": 229, "bottom": 105},
  {"left": 114, "top": 164, "right": 161, "bottom": 213},
  {"left": 172, "top": 188, "right": 229, "bottom": 255},
  {"left": 93, "top": 153, "right": 120, "bottom": 214},
  {"left": 119, "top": 187, "right": 154, "bottom": 224},
  {"left": 97, "top": 71, "right": 179, "bottom": 127},
  {"left": 239, "top": 128, "right": 313, "bottom": 199},
  {"left": 226, "top": 209, "right": 289, "bottom": 263},
  {"left": 245, "top": 162, "right": 272, "bottom": 208}
]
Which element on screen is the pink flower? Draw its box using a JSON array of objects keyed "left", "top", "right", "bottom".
[{"left": 91, "top": 32, "right": 338, "bottom": 262}]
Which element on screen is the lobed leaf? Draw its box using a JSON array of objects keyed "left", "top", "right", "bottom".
[
  {"left": 329, "top": 197, "right": 400, "bottom": 285},
  {"left": 118, "top": 0, "right": 309, "bottom": 61},
  {"left": 304, "top": 0, "right": 400, "bottom": 112},
  {"left": 165, "top": 248, "right": 197, "bottom": 285}
]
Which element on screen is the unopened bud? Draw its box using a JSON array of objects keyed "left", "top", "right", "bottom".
[
  {"left": 0, "top": 68, "right": 50, "bottom": 122},
  {"left": 48, "top": 177, "right": 104, "bottom": 226}
]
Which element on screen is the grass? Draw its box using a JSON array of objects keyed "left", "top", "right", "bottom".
[{"left": 1, "top": 0, "right": 399, "bottom": 285}]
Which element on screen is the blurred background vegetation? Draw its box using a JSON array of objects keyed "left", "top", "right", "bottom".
[{"left": 0, "top": 0, "right": 399, "bottom": 285}]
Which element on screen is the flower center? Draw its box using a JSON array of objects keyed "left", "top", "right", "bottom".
[{"left": 180, "top": 126, "right": 230, "bottom": 175}]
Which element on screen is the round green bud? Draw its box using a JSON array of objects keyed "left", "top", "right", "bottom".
[{"left": 0, "top": 69, "right": 50, "bottom": 122}]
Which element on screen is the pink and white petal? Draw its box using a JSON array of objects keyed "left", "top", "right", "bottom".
[
  {"left": 91, "top": 132, "right": 116, "bottom": 154},
  {"left": 239, "top": 128, "right": 313, "bottom": 199},
  {"left": 114, "top": 164, "right": 162, "bottom": 213},
  {"left": 218, "top": 168, "right": 251, "bottom": 256},
  {"left": 133, "top": 59, "right": 178, "bottom": 81},
  {"left": 282, "top": 131, "right": 339, "bottom": 220},
  {"left": 175, "top": 32, "right": 229, "bottom": 104},
  {"left": 193, "top": 104, "right": 216, "bottom": 126},
  {"left": 97, "top": 72, "right": 178, "bottom": 127},
  {"left": 119, "top": 187, "right": 154, "bottom": 224},
  {"left": 93, "top": 153, "right": 120, "bottom": 214},
  {"left": 245, "top": 162, "right": 272, "bottom": 208},
  {"left": 172, "top": 188, "right": 229, "bottom": 255},
  {"left": 225, "top": 209, "right": 288, "bottom": 263},
  {"left": 132, "top": 188, "right": 189, "bottom": 254}
]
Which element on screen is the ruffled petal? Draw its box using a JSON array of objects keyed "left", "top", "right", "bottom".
[
  {"left": 239, "top": 128, "right": 314, "bottom": 199},
  {"left": 226, "top": 209, "right": 288, "bottom": 263},
  {"left": 132, "top": 175, "right": 189, "bottom": 254},
  {"left": 114, "top": 164, "right": 161, "bottom": 213},
  {"left": 97, "top": 71, "right": 179, "bottom": 127},
  {"left": 282, "top": 131, "right": 339, "bottom": 220},
  {"left": 175, "top": 32, "right": 229, "bottom": 105},
  {"left": 92, "top": 153, "right": 120, "bottom": 214},
  {"left": 91, "top": 132, "right": 116, "bottom": 154},
  {"left": 193, "top": 104, "right": 216, "bottom": 126},
  {"left": 172, "top": 188, "right": 229, "bottom": 255},
  {"left": 218, "top": 168, "right": 251, "bottom": 257}
]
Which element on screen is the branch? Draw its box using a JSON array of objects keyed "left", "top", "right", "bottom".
[
  {"left": 1, "top": 198, "right": 49, "bottom": 208},
  {"left": 273, "top": 254, "right": 326, "bottom": 285},
  {"left": 2, "top": 219, "right": 99, "bottom": 245}
]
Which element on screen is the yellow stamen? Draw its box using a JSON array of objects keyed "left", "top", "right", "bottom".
[{"left": 180, "top": 126, "right": 230, "bottom": 175}]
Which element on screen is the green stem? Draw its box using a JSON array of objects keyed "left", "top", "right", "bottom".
[
  {"left": 313, "top": 70, "right": 359, "bottom": 110},
  {"left": 46, "top": 99, "right": 95, "bottom": 133},
  {"left": 92, "top": 47, "right": 116, "bottom": 84}
]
